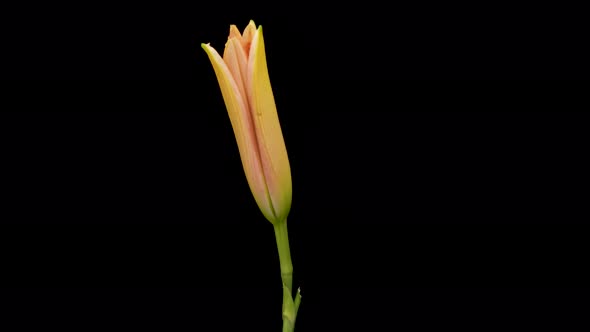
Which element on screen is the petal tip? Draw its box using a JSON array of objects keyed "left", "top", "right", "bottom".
[{"left": 229, "top": 25, "right": 242, "bottom": 39}]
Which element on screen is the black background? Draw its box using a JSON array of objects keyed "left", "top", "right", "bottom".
[{"left": 1, "top": 1, "right": 589, "bottom": 332}]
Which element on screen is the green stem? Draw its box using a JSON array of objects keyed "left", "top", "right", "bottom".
[
  {"left": 274, "top": 220, "right": 293, "bottom": 292},
  {"left": 273, "top": 219, "right": 295, "bottom": 331}
]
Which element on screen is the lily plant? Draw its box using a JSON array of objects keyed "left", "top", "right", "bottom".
[{"left": 202, "top": 20, "right": 301, "bottom": 332}]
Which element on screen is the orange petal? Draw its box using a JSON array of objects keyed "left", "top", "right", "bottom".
[
  {"left": 241, "top": 20, "right": 257, "bottom": 56},
  {"left": 229, "top": 25, "right": 242, "bottom": 40},
  {"left": 223, "top": 37, "right": 249, "bottom": 105},
  {"left": 201, "top": 43, "right": 275, "bottom": 222}
]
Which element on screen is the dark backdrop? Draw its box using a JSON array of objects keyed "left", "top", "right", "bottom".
[{"left": 1, "top": 1, "right": 588, "bottom": 332}]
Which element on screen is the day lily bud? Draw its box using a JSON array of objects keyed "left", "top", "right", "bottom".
[{"left": 202, "top": 21, "right": 292, "bottom": 225}]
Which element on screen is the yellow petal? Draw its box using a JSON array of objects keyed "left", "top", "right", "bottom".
[
  {"left": 201, "top": 43, "right": 275, "bottom": 222},
  {"left": 247, "top": 27, "right": 292, "bottom": 223}
]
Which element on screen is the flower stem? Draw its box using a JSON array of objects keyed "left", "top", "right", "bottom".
[
  {"left": 273, "top": 219, "right": 298, "bottom": 332},
  {"left": 274, "top": 220, "right": 293, "bottom": 292}
]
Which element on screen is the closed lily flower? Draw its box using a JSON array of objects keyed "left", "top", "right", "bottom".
[
  {"left": 202, "top": 20, "right": 292, "bottom": 225},
  {"left": 202, "top": 21, "right": 301, "bottom": 332}
]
